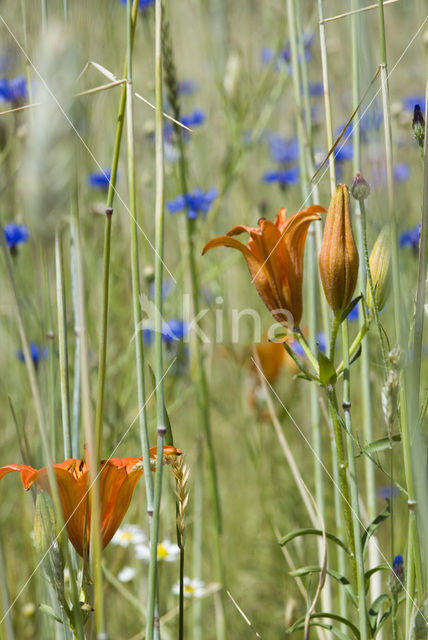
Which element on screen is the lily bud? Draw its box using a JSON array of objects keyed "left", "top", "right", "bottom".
[
  {"left": 34, "top": 491, "right": 64, "bottom": 605},
  {"left": 319, "top": 185, "right": 359, "bottom": 313},
  {"left": 367, "top": 227, "right": 391, "bottom": 312}
]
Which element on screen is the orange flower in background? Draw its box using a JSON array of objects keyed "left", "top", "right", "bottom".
[
  {"left": 0, "top": 445, "right": 182, "bottom": 556},
  {"left": 202, "top": 206, "right": 325, "bottom": 328}
]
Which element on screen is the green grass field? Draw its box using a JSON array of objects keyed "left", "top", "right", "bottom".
[{"left": 0, "top": 1, "right": 427, "bottom": 638}]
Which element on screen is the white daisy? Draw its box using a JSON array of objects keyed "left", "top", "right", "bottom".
[
  {"left": 172, "top": 577, "right": 206, "bottom": 598},
  {"left": 111, "top": 524, "right": 146, "bottom": 547},
  {"left": 117, "top": 566, "right": 137, "bottom": 583},
  {"left": 135, "top": 539, "right": 180, "bottom": 562}
]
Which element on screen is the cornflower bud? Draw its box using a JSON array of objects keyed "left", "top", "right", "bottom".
[
  {"left": 367, "top": 227, "right": 391, "bottom": 312},
  {"left": 388, "top": 554, "right": 404, "bottom": 594},
  {"left": 319, "top": 184, "right": 359, "bottom": 313},
  {"left": 350, "top": 172, "right": 370, "bottom": 201},
  {"left": 412, "top": 104, "right": 425, "bottom": 150}
]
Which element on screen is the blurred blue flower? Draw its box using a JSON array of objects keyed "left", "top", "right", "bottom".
[
  {"left": 177, "top": 79, "right": 198, "bottom": 95},
  {"left": 263, "top": 166, "right": 299, "bottom": 187},
  {"left": 88, "top": 168, "right": 112, "bottom": 190},
  {"left": 167, "top": 187, "right": 218, "bottom": 220},
  {"left": 403, "top": 95, "right": 425, "bottom": 112},
  {"left": 162, "top": 319, "right": 188, "bottom": 343},
  {"left": 347, "top": 305, "right": 359, "bottom": 322},
  {"left": 3, "top": 223, "right": 29, "bottom": 248},
  {"left": 334, "top": 142, "right": 353, "bottom": 163},
  {"left": 399, "top": 223, "right": 420, "bottom": 250},
  {"left": 290, "top": 340, "right": 305, "bottom": 358},
  {"left": 163, "top": 109, "right": 205, "bottom": 141},
  {"left": 149, "top": 278, "right": 174, "bottom": 300},
  {"left": 307, "top": 81, "right": 324, "bottom": 96},
  {"left": 316, "top": 331, "right": 326, "bottom": 354},
  {"left": 393, "top": 163, "right": 410, "bottom": 182},
  {"left": 266, "top": 134, "right": 299, "bottom": 164},
  {"left": 377, "top": 485, "right": 399, "bottom": 500},
  {"left": 372, "top": 163, "right": 410, "bottom": 185},
  {"left": 0, "top": 75, "right": 28, "bottom": 102},
  {"left": 17, "top": 343, "right": 47, "bottom": 368},
  {"left": 118, "top": 0, "right": 154, "bottom": 10},
  {"left": 393, "top": 555, "right": 404, "bottom": 571},
  {"left": 336, "top": 108, "right": 383, "bottom": 144},
  {"left": 261, "top": 32, "right": 314, "bottom": 70}
]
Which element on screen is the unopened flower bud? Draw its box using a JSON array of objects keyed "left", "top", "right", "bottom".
[
  {"left": 319, "top": 184, "right": 359, "bottom": 312},
  {"left": 388, "top": 554, "right": 404, "bottom": 594},
  {"left": 34, "top": 491, "right": 64, "bottom": 605},
  {"left": 412, "top": 104, "right": 425, "bottom": 150},
  {"left": 350, "top": 172, "right": 370, "bottom": 201},
  {"left": 367, "top": 227, "right": 391, "bottom": 312}
]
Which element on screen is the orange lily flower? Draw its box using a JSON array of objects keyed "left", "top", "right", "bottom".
[
  {"left": 202, "top": 206, "right": 325, "bottom": 328},
  {"left": 0, "top": 445, "right": 181, "bottom": 556}
]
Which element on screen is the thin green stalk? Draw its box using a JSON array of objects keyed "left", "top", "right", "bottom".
[
  {"left": 55, "top": 231, "right": 72, "bottom": 459},
  {"left": 43, "top": 251, "right": 57, "bottom": 457},
  {"left": 376, "top": 0, "right": 424, "bottom": 620},
  {"left": 342, "top": 320, "right": 368, "bottom": 639},
  {"left": 41, "top": 0, "right": 47, "bottom": 30},
  {"left": 359, "top": 198, "right": 388, "bottom": 364},
  {"left": 350, "top": 0, "right": 382, "bottom": 615},
  {"left": 317, "top": 0, "right": 336, "bottom": 193},
  {"left": 0, "top": 537, "right": 14, "bottom": 640},
  {"left": 146, "top": 1, "right": 166, "bottom": 637},
  {"left": 179, "top": 548, "right": 184, "bottom": 640},
  {"left": 69, "top": 216, "right": 81, "bottom": 458},
  {"left": 329, "top": 312, "right": 341, "bottom": 364},
  {"left": 391, "top": 594, "right": 398, "bottom": 640},
  {"left": 162, "top": 11, "right": 226, "bottom": 633},
  {"left": 192, "top": 435, "right": 203, "bottom": 640},
  {"left": 326, "top": 386, "right": 356, "bottom": 583}
]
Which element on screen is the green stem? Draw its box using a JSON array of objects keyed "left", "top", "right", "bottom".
[
  {"left": 326, "top": 387, "right": 356, "bottom": 582},
  {"left": 192, "top": 435, "right": 203, "bottom": 640},
  {"left": 146, "top": 1, "right": 166, "bottom": 637},
  {"left": 55, "top": 231, "right": 72, "bottom": 459},
  {"left": 329, "top": 312, "right": 341, "bottom": 364},
  {"left": 342, "top": 321, "right": 368, "bottom": 639},
  {"left": 0, "top": 536, "right": 14, "bottom": 640},
  {"left": 359, "top": 198, "right": 388, "bottom": 365},
  {"left": 317, "top": 0, "right": 336, "bottom": 193},
  {"left": 179, "top": 547, "right": 184, "bottom": 640},
  {"left": 391, "top": 594, "right": 398, "bottom": 640},
  {"left": 69, "top": 215, "right": 81, "bottom": 458}
]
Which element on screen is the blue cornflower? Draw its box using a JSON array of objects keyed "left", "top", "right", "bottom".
[
  {"left": 316, "top": 331, "right": 327, "bottom": 354},
  {"left": 167, "top": 187, "right": 218, "bottom": 220},
  {"left": 0, "top": 75, "right": 28, "bottom": 102},
  {"left": 261, "top": 32, "right": 314, "bottom": 70},
  {"left": 263, "top": 166, "right": 299, "bottom": 188},
  {"left": 347, "top": 305, "right": 359, "bottom": 322},
  {"left": 163, "top": 108, "right": 205, "bottom": 141},
  {"left": 290, "top": 340, "right": 305, "bottom": 358},
  {"left": 399, "top": 223, "right": 420, "bottom": 250},
  {"left": 88, "top": 168, "right": 112, "bottom": 191},
  {"left": 334, "top": 142, "right": 353, "bottom": 163},
  {"left": 403, "top": 95, "right": 426, "bottom": 112},
  {"left": 177, "top": 80, "right": 198, "bottom": 95},
  {"left": 377, "top": 485, "right": 399, "bottom": 500},
  {"left": 393, "top": 163, "right": 410, "bottom": 182},
  {"left": 149, "top": 278, "right": 174, "bottom": 300},
  {"left": 3, "top": 223, "right": 29, "bottom": 249},
  {"left": 388, "top": 555, "right": 404, "bottom": 594},
  {"left": 266, "top": 134, "right": 299, "bottom": 164},
  {"left": 161, "top": 319, "right": 188, "bottom": 343},
  {"left": 118, "top": 0, "right": 154, "bottom": 10},
  {"left": 307, "top": 81, "right": 324, "bottom": 96},
  {"left": 17, "top": 343, "right": 47, "bottom": 369}
]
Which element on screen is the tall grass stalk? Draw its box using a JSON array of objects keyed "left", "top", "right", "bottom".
[
  {"left": 162, "top": 9, "right": 226, "bottom": 634},
  {"left": 287, "top": 0, "right": 332, "bottom": 623},
  {"left": 146, "top": 0, "right": 166, "bottom": 637},
  {"left": 376, "top": 2, "right": 424, "bottom": 626},
  {"left": 69, "top": 214, "right": 81, "bottom": 458},
  {"left": 350, "top": 1, "right": 383, "bottom": 615},
  {"left": 55, "top": 232, "right": 72, "bottom": 459},
  {"left": 0, "top": 537, "right": 14, "bottom": 640},
  {"left": 341, "top": 320, "right": 368, "bottom": 639},
  {"left": 42, "top": 251, "right": 57, "bottom": 456},
  {"left": 317, "top": 0, "right": 336, "bottom": 193}
]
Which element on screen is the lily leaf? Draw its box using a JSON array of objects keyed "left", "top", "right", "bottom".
[
  {"left": 39, "top": 604, "right": 73, "bottom": 629},
  {"left": 368, "top": 593, "right": 391, "bottom": 635},
  {"left": 317, "top": 349, "right": 337, "bottom": 386},
  {"left": 279, "top": 528, "right": 350, "bottom": 555},
  {"left": 289, "top": 565, "right": 357, "bottom": 607},
  {"left": 362, "top": 502, "right": 391, "bottom": 557},
  {"left": 282, "top": 341, "right": 319, "bottom": 381},
  {"left": 364, "top": 564, "right": 389, "bottom": 592},
  {"left": 362, "top": 433, "right": 401, "bottom": 454},
  {"left": 340, "top": 295, "right": 362, "bottom": 323},
  {"left": 288, "top": 613, "right": 360, "bottom": 639}
]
